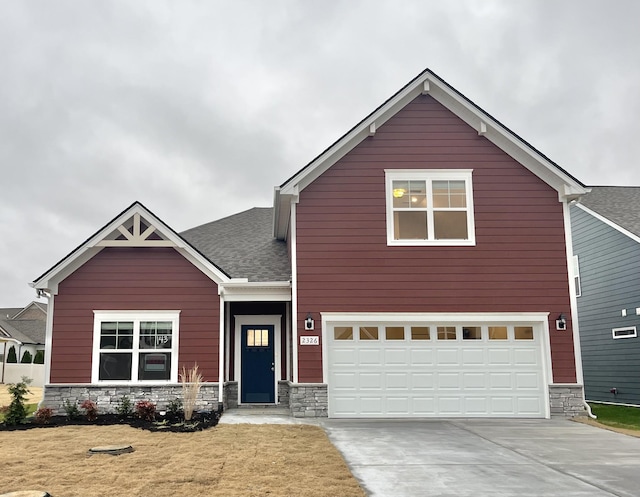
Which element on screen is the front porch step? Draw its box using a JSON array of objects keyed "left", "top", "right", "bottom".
[{"left": 219, "top": 407, "right": 319, "bottom": 425}]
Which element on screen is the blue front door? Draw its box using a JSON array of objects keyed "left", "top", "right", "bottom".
[{"left": 241, "top": 324, "right": 275, "bottom": 403}]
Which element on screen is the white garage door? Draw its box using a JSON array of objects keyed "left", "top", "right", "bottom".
[{"left": 327, "top": 321, "right": 547, "bottom": 418}]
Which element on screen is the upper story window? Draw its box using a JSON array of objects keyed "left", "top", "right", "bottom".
[
  {"left": 385, "top": 170, "right": 475, "bottom": 246},
  {"left": 92, "top": 311, "right": 180, "bottom": 383}
]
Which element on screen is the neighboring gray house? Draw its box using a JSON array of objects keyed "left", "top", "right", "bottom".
[
  {"left": 571, "top": 186, "right": 640, "bottom": 406},
  {"left": 0, "top": 302, "right": 47, "bottom": 367}
]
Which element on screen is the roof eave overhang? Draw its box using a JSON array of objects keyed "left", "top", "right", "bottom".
[
  {"left": 32, "top": 202, "right": 231, "bottom": 295},
  {"left": 219, "top": 280, "right": 292, "bottom": 302},
  {"left": 274, "top": 69, "right": 588, "bottom": 217},
  {"left": 273, "top": 187, "right": 298, "bottom": 241}
]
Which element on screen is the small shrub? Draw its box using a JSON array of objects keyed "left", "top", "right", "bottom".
[
  {"left": 135, "top": 400, "right": 156, "bottom": 422},
  {"left": 63, "top": 399, "right": 81, "bottom": 420},
  {"left": 80, "top": 399, "right": 98, "bottom": 421},
  {"left": 116, "top": 395, "right": 133, "bottom": 418},
  {"left": 6, "top": 345, "right": 17, "bottom": 363},
  {"left": 3, "top": 378, "right": 32, "bottom": 426},
  {"left": 33, "top": 350, "right": 45, "bottom": 364},
  {"left": 167, "top": 398, "right": 183, "bottom": 417},
  {"left": 20, "top": 350, "right": 33, "bottom": 364},
  {"left": 34, "top": 407, "right": 54, "bottom": 425}
]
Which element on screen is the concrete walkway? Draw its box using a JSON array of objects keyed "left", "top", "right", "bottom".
[{"left": 323, "top": 418, "right": 640, "bottom": 497}]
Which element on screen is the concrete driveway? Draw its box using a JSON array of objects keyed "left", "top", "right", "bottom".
[{"left": 323, "top": 418, "right": 640, "bottom": 497}]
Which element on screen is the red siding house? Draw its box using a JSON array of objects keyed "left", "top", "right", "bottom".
[{"left": 33, "top": 69, "right": 588, "bottom": 418}]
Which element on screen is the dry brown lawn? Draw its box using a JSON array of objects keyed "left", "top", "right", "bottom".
[
  {"left": 0, "top": 385, "right": 43, "bottom": 406},
  {"left": 0, "top": 423, "right": 366, "bottom": 497}
]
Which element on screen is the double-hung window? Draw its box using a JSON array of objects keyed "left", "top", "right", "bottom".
[
  {"left": 385, "top": 169, "right": 475, "bottom": 246},
  {"left": 92, "top": 311, "right": 179, "bottom": 383}
]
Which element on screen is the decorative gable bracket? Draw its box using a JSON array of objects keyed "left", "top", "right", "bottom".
[{"left": 96, "top": 212, "right": 175, "bottom": 247}]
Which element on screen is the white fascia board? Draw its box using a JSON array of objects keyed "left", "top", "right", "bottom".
[
  {"left": 277, "top": 71, "right": 586, "bottom": 203},
  {"left": 575, "top": 203, "right": 640, "bottom": 245},
  {"left": 220, "top": 281, "right": 292, "bottom": 302},
  {"left": 32, "top": 203, "right": 230, "bottom": 293},
  {"left": 321, "top": 312, "right": 550, "bottom": 323}
]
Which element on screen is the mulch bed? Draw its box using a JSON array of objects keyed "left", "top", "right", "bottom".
[{"left": 0, "top": 409, "right": 222, "bottom": 433}]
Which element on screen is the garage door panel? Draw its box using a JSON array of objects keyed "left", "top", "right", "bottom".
[
  {"left": 410, "top": 349, "right": 434, "bottom": 365},
  {"left": 514, "top": 348, "right": 538, "bottom": 365},
  {"left": 515, "top": 372, "right": 540, "bottom": 389},
  {"left": 360, "top": 396, "right": 383, "bottom": 415},
  {"left": 463, "top": 372, "right": 486, "bottom": 389},
  {"left": 490, "top": 396, "right": 515, "bottom": 414},
  {"left": 359, "top": 348, "right": 382, "bottom": 366},
  {"left": 489, "top": 372, "right": 512, "bottom": 389},
  {"left": 385, "top": 348, "right": 408, "bottom": 365},
  {"left": 465, "top": 397, "right": 488, "bottom": 415},
  {"left": 437, "top": 348, "right": 459, "bottom": 365},
  {"left": 462, "top": 349, "right": 485, "bottom": 365},
  {"left": 328, "top": 321, "right": 546, "bottom": 418},
  {"left": 437, "top": 372, "right": 460, "bottom": 389},
  {"left": 439, "top": 396, "right": 462, "bottom": 414},
  {"left": 413, "top": 397, "right": 436, "bottom": 415},
  {"left": 333, "top": 372, "right": 357, "bottom": 389},
  {"left": 387, "top": 396, "right": 410, "bottom": 415},
  {"left": 331, "top": 348, "right": 357, "bottom": 366},
  {"left": 487, "top": 348, "right": 511, "bottom": 365},
  {"left": 517, "top": 397, "right": 542, "bottom": 415},
  {"left": 359, "top": 372, "right": 383, "bottom": 389},
  {"left": 411, "top": 372, "right": 435, "bottom": 389},
  {"left": 386, "top": 372, "right": 409, "bottom": 389}
]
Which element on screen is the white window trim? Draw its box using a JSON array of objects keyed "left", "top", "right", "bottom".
[
  {"left": 385, "top": 169, "right": 476, "bottom": 246},
  {"left": 92, "top": 310, "right": 180, "bottom": 384},
  {"left": 612, "top": 326, "right": 637, "bottom": 340}
]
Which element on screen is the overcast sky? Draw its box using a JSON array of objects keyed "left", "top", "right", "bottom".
[{"left": 1, "top": 0, "right": 639, "bottom": 306}]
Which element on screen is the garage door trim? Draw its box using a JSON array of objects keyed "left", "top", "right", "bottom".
[{"left": 321, "top": 312, "right": 552, "bottom": 418}]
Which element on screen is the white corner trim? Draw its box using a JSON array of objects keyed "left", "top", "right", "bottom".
[
  {"left": 44, "top": 293, "right": 55, "bottom": 385},
  {"left": 575, "top": 203, "right": 640, "bottom": 245},
  {"left": 218, "top": 293, "right": 225, "bottom": 404},
  {"left": 291, "top": 201, "right": 299, "bottom": 384},
  {"left": 563, "top": 201, "right": 584, "bottom": 385}
]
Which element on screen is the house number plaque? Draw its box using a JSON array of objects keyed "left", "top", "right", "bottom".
[{"left": 300, "top": 336, "right": 319, "bottom": 345}]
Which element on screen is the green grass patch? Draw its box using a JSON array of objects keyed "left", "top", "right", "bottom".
[
  {"left": 589, "top": 403, "right": 640, "bottom": 431},
  {"left": 0, "top": 403, "right": 37, "bottom": 423}
]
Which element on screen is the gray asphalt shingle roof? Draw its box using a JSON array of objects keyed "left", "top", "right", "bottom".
[
  {"left": 579, "top": 186, "right": 640, "bottom": 238},
  {"left": 181, "top": 207, "right": 291, "bottom": 282}
]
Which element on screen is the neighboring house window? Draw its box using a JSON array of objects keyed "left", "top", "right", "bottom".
[
  {"left": 612, "top": 327, "right": 637, "bottom": 339},
  {"left": 385, "top": 170, "right": 475, "bottom": 246},
  {"left": 92, "top": 311, "right": 179, "bottom": 383},
  {"left": 573, "top": 255, "right": 581, "bottom": 297}
]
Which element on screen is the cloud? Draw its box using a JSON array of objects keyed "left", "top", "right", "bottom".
[{"left": 1, "top": 0, "right": 640, "bottom": 305}]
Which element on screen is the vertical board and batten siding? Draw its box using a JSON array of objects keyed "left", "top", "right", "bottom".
[
  {"left": 50, "top": 247, "right": 220, "bottom": 383},
  {"left": 295, "top": 95, "right": 575, "bottom": 383},
  {"left": 571, "top": 206, "right": 640, "bottom": 405}
]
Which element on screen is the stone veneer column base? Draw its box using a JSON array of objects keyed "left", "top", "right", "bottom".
[
  {"left": 43, "top": 384, "right": 219, "bottom": 415},
  {"left": 549, "top": 384, "right": 587, "bottom": 417},
  {"left": 288, "top": 383, "right": 328, "bottom": 418}
]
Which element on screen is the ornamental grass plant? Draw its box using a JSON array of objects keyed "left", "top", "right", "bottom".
[{"left": 180, "top": 363, "right": 203, "bottom": 421}]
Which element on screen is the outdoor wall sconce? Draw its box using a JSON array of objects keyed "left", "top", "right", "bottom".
[
  {"left": 610, "top": 387, "right": 618, "bottom": 395},
  {"left": 555, "top": 314, "right": 567, "bottom": 331},
  {"left": 304, "top": 312, "right": 315, "bottom": 331}
]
